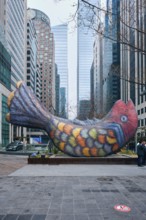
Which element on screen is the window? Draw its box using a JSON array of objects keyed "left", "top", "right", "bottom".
[
  {"left": 141, "top": 119, "right": 144, "bottom": 126},
  {"left": 2, "top": 95, "right": 9, "bottom": 147}
]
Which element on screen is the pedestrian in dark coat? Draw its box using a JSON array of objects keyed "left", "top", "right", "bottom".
[{"left": 137, "top": 140, "right": 145, "bottom": 166}]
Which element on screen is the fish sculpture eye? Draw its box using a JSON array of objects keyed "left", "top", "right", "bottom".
[{"left": 120, "top": 115, "right": 128, "bottom": 123}]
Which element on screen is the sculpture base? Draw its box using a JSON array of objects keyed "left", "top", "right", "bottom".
[{"left": 28, "top": 155, "right": 137, "bottom": 165}]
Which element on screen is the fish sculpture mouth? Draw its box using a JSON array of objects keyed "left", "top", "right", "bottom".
[{"left": 6, "top": 81, "right": 138, "bottom": 157}]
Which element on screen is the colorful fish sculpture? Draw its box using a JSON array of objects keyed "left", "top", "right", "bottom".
[{"left": 6, "top": 82, "right": 138, "bottom": 157}]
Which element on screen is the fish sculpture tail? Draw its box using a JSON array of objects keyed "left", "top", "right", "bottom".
[{"left": 6, "top": 81, "right": 50, "bottom": 130}]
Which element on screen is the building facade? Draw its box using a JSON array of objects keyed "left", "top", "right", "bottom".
[
  {"left": 52, "top": 24, "right": 68, "bottom": 118},
  {"left": 0, "top": 41, "right": 11, "bottom": 147},
  {"left": 0, "top": 0, "right": 27, "bottom": 144},
  {"left": 55, "top": 64, "right": 60, "bottom": 116},
  {"left": 26, "top": 18, "right": 38, "bottom": 93},
  {"left": 120, "top": 0, "right": 146, "bottom": 138},
  {"left": 92, "top": 0, "right": 120, "bottom": 116},
  {"left": 77, "top": 0, "right": 97, "bottom": 118},
  {"left": 27, "top": 8, "right": 56, "bottom": 112},
  {"left": 2, "top": 0, "right": 27, "bottom": 90}
]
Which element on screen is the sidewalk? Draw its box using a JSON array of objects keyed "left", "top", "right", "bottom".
[{"left": 0, "top": 154, "right": 146, "bottom": 220}]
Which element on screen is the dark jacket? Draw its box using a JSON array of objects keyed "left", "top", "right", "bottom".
[{"left": 137, "top": 144, "right": 145, "bottom": 156}]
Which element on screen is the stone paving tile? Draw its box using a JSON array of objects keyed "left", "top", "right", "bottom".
[
  {"left": 17, "top": 215, "right": 32, "bottom": 220},
  {"left": 0, "top": 155, "right": 27, "bottom": 176},
  {"left": 60, "top": 214, "right": 74, "bottom": 220},
  {"left": 45, "top": 214, "right": 60, "bottom": 220},
  {"left": 74, "top": 214, "right": 89, "bottom": 220},
  {"left": 0, "top": 176, "right": 146, "bottom": 219},
  {"left": 31, "top": 215, "right": 46, "bottom": 220},
  {"left": 3, "top": 214, "right": 19, "bottom": 220}
]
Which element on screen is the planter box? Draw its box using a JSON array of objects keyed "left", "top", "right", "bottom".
[{"left": 28, "top": 157, "right": 137, "bottom": 165}]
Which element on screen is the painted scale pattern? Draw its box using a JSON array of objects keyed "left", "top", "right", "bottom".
[
  {"left": 48, "top": 118, "right": 119, "bottom": 157},
  {"left": 6, "top": 82, "right": 138, "bottom": 157}
]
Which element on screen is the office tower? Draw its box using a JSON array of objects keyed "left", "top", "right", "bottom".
[
  {"left": 120, "top": 0, "right": 146, "bottom": 137},
  {"left": 107, "top": 0, "right": 120, "bottom": 110},
  {"left": 79, "top": 100, "right": 91, "bottom": 120},
  {"left": 102, "top": 0, "right": 120, "bottom": 113},
  {"left": 55, "top": 64, "right": 60, "bottom": 116},
  {"left": 93, "top": 0, "right": 120, "bottom": 116},
  {"left": 26, "top": 18, "right": 37, "bottom": 92},
  {"left": 0, "top": 38, "right": 11, "bottom": 147},
  {"left": 77, "top": 0, "right": 97, "bottom": 118},
  {"left": 60, "top": 87, "right": 66, "bottom": 117},
  {"left": 27, "top": 8, "right": 56, "bottom": 112},
  {"left": 93, "top": 33, "right": 103, "bottom": 116},
  {"left": 52, "top": 24, "right": 68, "bottom": 118},
  {"left": 90, "top": 62, "right": 95, "bottom": 118},
  {"left": 0, "top": 0, "right": 27, "bottom": 143},
  {"left": 0, "top": 0, "right": 27, "bottom": 90}
]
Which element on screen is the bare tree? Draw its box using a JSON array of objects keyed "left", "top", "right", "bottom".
[{"left": 56, "top": 0, "right": 146, "bottom": 54}]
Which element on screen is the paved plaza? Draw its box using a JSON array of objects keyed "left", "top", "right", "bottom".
[{"left": 0, "top": 154, "right": 146, "bottom": 220}]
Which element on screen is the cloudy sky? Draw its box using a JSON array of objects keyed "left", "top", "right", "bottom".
[
  {"left": 27, "top": 0, "right": 78, "bottom": 119},
  {"left": 27, "top": 0, "right": 76, "bottom": 26}
]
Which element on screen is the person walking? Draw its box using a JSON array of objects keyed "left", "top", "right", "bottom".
[
  {"left": 23, "top": 139, "right": 27, "bottom": 152},
  {"left": 137, "top": 140, "right": 145, "bottom": 167}
]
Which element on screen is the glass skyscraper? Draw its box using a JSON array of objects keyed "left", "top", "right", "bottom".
[
  {"left": 77, "top": 0, "right": 97, "bottom": 117},
  {"left": 0, "top": 0, "right": 27, "bottom": 143},
  {"left": 52, "top": 24, "right": 68, "bottom": 118},
  {"left": 2, "top": 0, "right": 27, "bottom": 90}
]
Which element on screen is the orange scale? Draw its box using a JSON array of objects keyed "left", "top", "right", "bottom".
[
  {"left": 63, "top": 124, "right": 74, "bottom": 135},
  {"left": 72, "top": 128, "right": 82, "bottom": 138},
  {"left": 76, "top": 135, "right": 86, "bottom": 147},
  {"left": 49, "top": 131, "right": 55, "bottom": 139},
  {"left": 90, "top": 147, "right": 99, "bottom": 157},
  {"left": 58, "top": 122, "right": 65, "bottom": 132},
  {"left": 59, "top": 142, "right": 65, "bottom": 151},
  {"left": 112, "top": 143, "right": 119, "bottom": 152},
  {"left": 108, "top": 130, "right": 115, "bottom": 138},
  {"left": 82, "top": 147, "right": 91, "bottom": 157},
  {"left": 98, "top": 134, "right": 106, "bottom": 144}
]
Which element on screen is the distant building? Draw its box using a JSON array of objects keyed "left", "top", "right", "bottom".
[
  {"left": 120, "top": 0, "right": 146, "bottom": 138},
  {"left": 0, "top": 41, "right": 11, "bottom": 147},
  {"left": 60, "top": 87, "right": 66, "bottom": 118},
  {"left": 55, "top": 64, "right": 60, "bottom": 116},
  {"left": 0, "top": 0, "right": 27, "bottom": 143},
  {"left": 1, "top": 0, "right": 27, "bottom": 89},
  {"left": 93, "top": 0, "right": 120, "bottom": 116},
  {"left": 26, "top": 18, "right": 38, "bottom": 93},
  {"left": 27, "top": 8, "right": 56, "bottom": 112},
  {"left": 77, "top": 0, "right": 97, "bottom": 118},
  {"left": 52, "top": 24, "right": 68, "bottom": 118},
  {"left": 78, "top": 100, "right": 91, "bottom": 120},
  {"left": 90, "top": 62, "right": 95, "bottom": 118},
  {"left": 92, "top": 0, "right": 104, "bottom": 116},
  {"left": 105, "top": 0, "right": 120, "bottom": 112}
]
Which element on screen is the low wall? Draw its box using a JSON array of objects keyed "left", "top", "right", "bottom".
[{"left": 28, "top": 157, "right": 137, "bottom": 165}]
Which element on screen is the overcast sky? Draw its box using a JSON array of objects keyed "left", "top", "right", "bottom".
[
  {"left": 27, "top": 0, "right": 76, "bottom": 26},
  {"left": 27, "top": 0, "right": 78, "bottom": 119}
]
